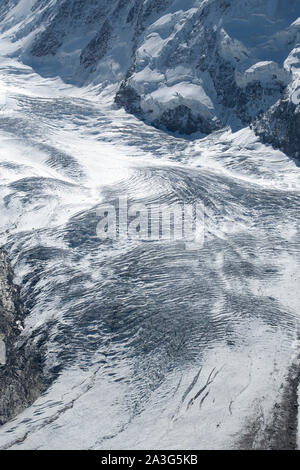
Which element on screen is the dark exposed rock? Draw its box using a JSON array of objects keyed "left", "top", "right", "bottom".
[
  {"left": 115, "top": 83, "right": 222, "bottom": 134},
  {"left": 31, "top": 0, "right": 110, "bottom": 58},
  {"left": 153, "top": 105, "right": 221, "bottom": 135},
  {"left": 238, "top": 340, "right": 300, "bottom": 450},
  {"left": 115, "top": 83, "right": 142, "bottom": 115},
  {"left": 252, "top": 98, "right": 300, "bottom": 160},
  {"left": 80, "top": 20, "right": 113, "bottom": 70},
  {"left": 0, "top": 250, "right": 44, "bottom": 426},
  {"left": 31, "top": 30, "right": 65, "bottom": 57},
  {"left": 0, "top": 0, "right": 17, "bottom": 16}
]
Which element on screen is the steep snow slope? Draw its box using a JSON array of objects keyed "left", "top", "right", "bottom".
[
  {"left": 0, "top": 0, "right": 300, "bottom": 154},
  {"left": 0, "top": 0, "right": 160, "bottom": 84}
]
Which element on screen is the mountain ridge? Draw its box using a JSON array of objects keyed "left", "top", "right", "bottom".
[{"left": 0, "top": 1, "right": 300, "bottom": 152}]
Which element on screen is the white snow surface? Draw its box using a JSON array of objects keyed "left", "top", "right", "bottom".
[{"left": 0, "top": 0, "right": 299, "bottom": 450}]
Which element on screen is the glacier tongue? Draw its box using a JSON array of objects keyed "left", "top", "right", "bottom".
[{"left": 0, "top": 0, "right": 299, "bottom": 450}]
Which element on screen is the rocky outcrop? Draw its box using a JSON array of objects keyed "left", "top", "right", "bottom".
[
  {"left": 0, "top": 0, "right": 17, "bottom": 21},
  {"left": 115, "top": 0, "right": 297, "bottom": 134},
  {"left": 0, "top": 250, "right": 44, "bottom": 426},
  {"left": 80, "top": 19, "right": 114, "bottom": 70},
  {"left": 252, "top": 98, "right": 300, "bottom": 160},
  {"left": 238, "top": 339, "right": 300, "bottom": 450}
]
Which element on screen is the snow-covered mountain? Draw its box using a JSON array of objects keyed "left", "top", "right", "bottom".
[
  {"left": 0, "top": 0, "right": 300, "bottom": 451},
  {"left": 0, "top": 0, "right": 300, "bottom": 155},
  {"left": 116, "top": 0, "right": 300, "bottom": 137}
]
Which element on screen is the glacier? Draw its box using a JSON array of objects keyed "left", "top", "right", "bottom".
[{"left": 0, "top": 0, "right": 299, "bottom": 450}]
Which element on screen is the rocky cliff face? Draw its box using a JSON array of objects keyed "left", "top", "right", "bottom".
[
  {"left": 252, "top": 43, "right": 300, "bottom": 159},
  {"left": 0, "top": 250, "right": 43, "bottom": 426},
  {"left": 116, "top": 0, "right": 299, "bottom": 137},
  {"left": 253, "top": 96, "right": 300, "bottom": 159},
  {"left": 1, "top": 0, "right": 300, "bottom": 155}
]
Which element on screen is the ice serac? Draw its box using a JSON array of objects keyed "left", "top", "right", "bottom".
[{"left": 0, "top": 250, "right": 43, "bottom": 426}]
